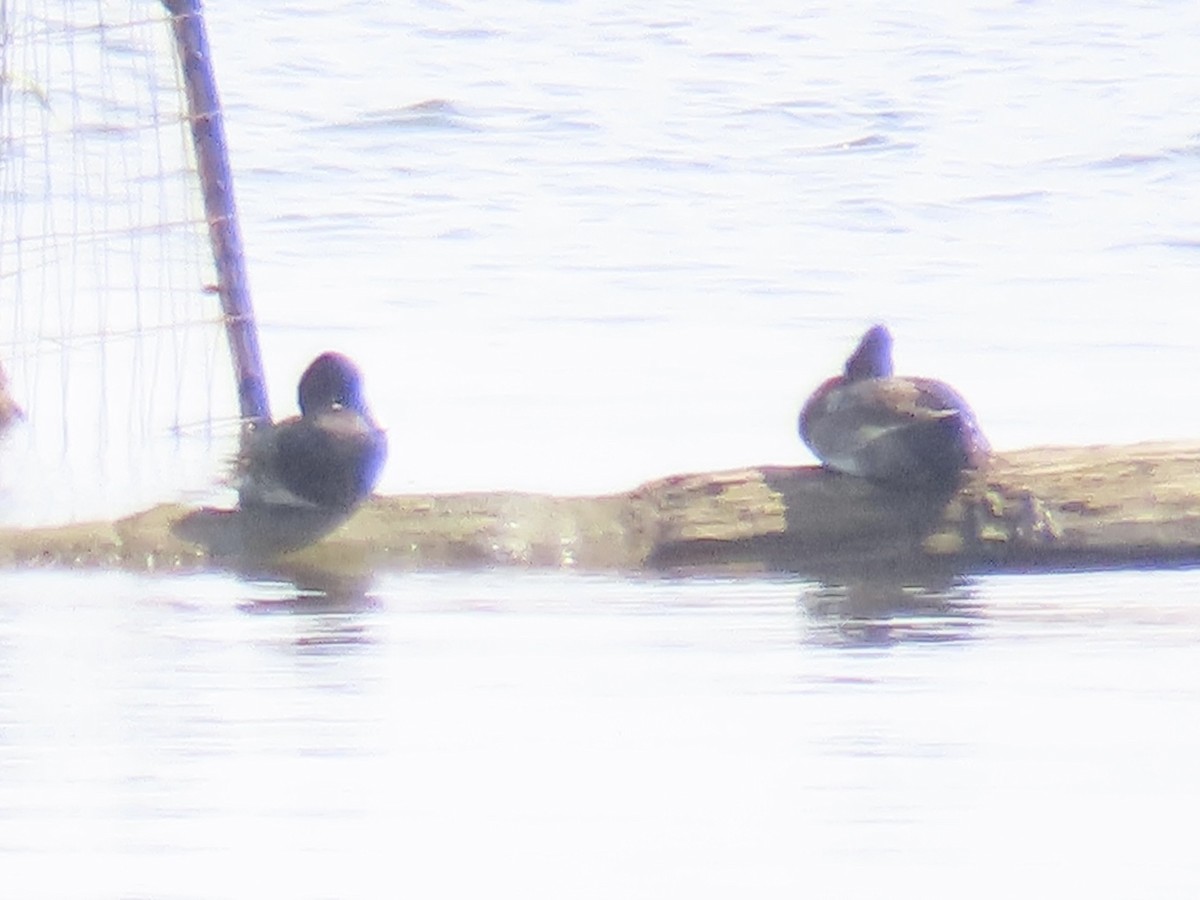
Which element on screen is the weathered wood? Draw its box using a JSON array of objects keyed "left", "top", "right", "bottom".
[{"left": 1, "top": 441, "right": 1199, "bottom": 578}]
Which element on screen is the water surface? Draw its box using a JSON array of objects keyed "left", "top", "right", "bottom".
[{"left": 2, "top": 568, "right": 1199, "bottom": 897}]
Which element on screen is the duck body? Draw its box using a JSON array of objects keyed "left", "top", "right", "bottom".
[
  {"left": 799, "top": 325, "right": 989, "bottom": 488},
  {"left": 0, "top": 361, "right": 24, "bottom": 436},
  {"left": 238, "top": 352, "right": 387, "bottom": 512}
]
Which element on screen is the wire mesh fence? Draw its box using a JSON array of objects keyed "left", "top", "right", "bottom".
[{"left": 0, "top": 1, "right": 242, "bottom": 524}]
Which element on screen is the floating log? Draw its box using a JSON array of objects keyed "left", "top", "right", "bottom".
[{"left": 1, "top": 441, "right": 1199, "bottom": 578}]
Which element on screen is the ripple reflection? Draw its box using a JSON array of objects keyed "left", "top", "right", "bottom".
[{"left": 798, "top": 576, "right": 982, "bottom": 648}]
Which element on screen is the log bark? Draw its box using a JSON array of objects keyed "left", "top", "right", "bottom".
[{"left": 1, "top": 441, "right": 1199, "bottom": 578}]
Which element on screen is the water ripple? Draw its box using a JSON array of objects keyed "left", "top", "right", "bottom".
[{"left": 321, "top": 99, "right": 478, "bottom": 134}]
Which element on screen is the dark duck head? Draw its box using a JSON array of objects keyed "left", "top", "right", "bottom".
[
  {"left": 798, "top": 325, "right": 989, "bottom": 488},
  {"left": 238, "top": 352, "right": 387, "bottom": 512},
  {"left": 843, "top": 323, "right": 894, "bottom": 379}
]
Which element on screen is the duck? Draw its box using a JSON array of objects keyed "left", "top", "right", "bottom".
[
  {"left": 0, "top": 360, "right": 24, "bottom": 435},
  {"left": 237, "top": 352, "right": 387, "bottom": 512},
  {"left": 798, "top": 325, "right": 989, "bottom": 488}
]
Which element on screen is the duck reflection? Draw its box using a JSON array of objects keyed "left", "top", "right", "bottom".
[
  {"left": 798, "top": 575, "right": 981, "bottom": 647},
  {"left": 237, "top": 566, "right": 380, "bottom": 651}
]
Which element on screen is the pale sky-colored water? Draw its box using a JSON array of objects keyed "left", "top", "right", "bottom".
[
  {"left": 203, "top": 0, "right": 1200, "bottom": 499},
  {"left": 2, "top": 567, "right": 1200, "bottom": 898}
]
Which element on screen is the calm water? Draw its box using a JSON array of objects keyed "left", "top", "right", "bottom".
[
  {"left": 205, "top": 0, "right": 1200, "bottom": 496},
  {"left": 3, "top": 568, "right": 1200, "bottom": 897},
  {"left": 4, "top": 1, "right": 1200, "bottom": 896}
]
